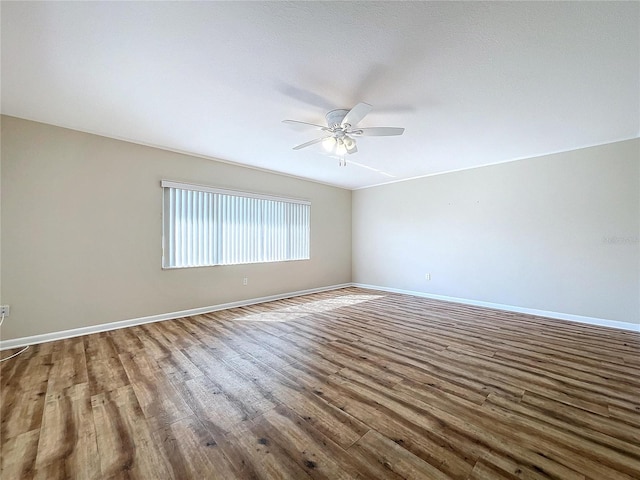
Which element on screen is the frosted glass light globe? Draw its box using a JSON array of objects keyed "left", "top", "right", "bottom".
[{"left": 322, "top": 137, "right": 336, "bottom": 152}]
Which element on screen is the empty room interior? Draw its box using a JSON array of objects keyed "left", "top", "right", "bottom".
[{"left": 1, "top": 2, "right": 639, "bottom": 479}]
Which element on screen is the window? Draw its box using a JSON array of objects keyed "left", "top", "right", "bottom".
[{"left": 161, "top": 181, "right": 310, "bottom": 268}]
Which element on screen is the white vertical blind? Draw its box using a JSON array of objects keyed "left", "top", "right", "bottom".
[{"left": 162, "top": 181, "right": 310, "bottom": 268}]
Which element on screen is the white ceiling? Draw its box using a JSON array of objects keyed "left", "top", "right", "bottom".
[{"left": 2, "top": 1, "right": 638, "bottom": 190}]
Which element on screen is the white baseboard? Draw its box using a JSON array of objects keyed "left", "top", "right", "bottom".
[
  {"left": 3, "top": 281, "right": 637, "bottom": 351},
  {"left": 353, "top": 283, "right": 640, "bottom": 333},
  {"left": 0, "top": 283, "right": 352, "bottom": 351}
]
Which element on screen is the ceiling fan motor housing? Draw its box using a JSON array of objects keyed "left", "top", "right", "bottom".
[{"left": 325, "top": 109, "right": 349, "bottom": 127}]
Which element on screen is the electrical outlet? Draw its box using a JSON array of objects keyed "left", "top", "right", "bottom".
[
  {"left": 0, "top": 305, "right": 10, "bottom": 317},
  {"left": 242, "top": 277, "right": 248, "bottom": 286},
  {"left": 425, "top": 273, "right": 431, "bottom": 281}
]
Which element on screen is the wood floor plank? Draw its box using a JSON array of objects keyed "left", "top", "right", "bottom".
[
  {"left": 205, "top": 320, "right": 296, "bottom": 370},
  {"left": 107, "top": 327, "right": 144, "bottom": 355},
  {"left": 50, "top": 337, "right": 86, "bottom": 361},
  {"left": 0, "top": 428, "right": 40, "bottom": 479},
  {"left": 356, "top": 336, "right": 527, "bottom": 400},
  {"left": 34, "top": 383, "right": 100, "bottom": 480},
  {"left": 132, "top": 324, "right": 175, "bottom": 358},
  {"left": 609, "top": 405, "right": 640, "bottom": 428},
  {"left": 331, "top": 367, "right": 587, "bottom": 480},
  {"left": 224, "top": 420, "right": 314, "bottom": 480},
  {"left": 91, "top": 385, "right": 175, "bottom": 479},
  {"left": 154, "top": 347, "right": 203, "bottom": 381},
  {"left": 1, "top": 347, "right": 52, "bottom": 445},
  {"left": 83, "top": 332, "right": 119, "bottom": 361},
  {"left": 1, "top": 387, "right": 46, "bottom": 441},
  {"left": 119, "top": 350, "right": 194, "bottom": 426},
  {"left": 519, "top": 391, "right": 640, "bottom": 447},
  {"left": 221, "top": 350, "right": 304, "bottom": 401},
  {"left": 184, "top": 324, "right": 245, "bottom": 361},
  {"left": 1, "top": 345, "right": 52, "bottom": 394},
  {"left": 309, "top": 374, "right": 480, "bottom": 478},
  {"left": 351, "top": 428, "right": 457, "bottom": 480},
  {"left": 182, "top": 344, "right": 280, "bottom": 417},
  {"left": 443, "top": 347, "right": 640, "bottom": 408},
  {"left": 253, "top": 404, "right": 362, "bottom": 480},
  {"left": 482, "top": 393, "right": 640, "bottom": 478},
  {"left": 151, "top": 320, "right": 199, "bottom": 350},
  {"left": 86, "top": 354, "right": 130, "bottom": 397},
  {"left": 150, "top": 415, "right": 242, "bottom": 479},
  {"left": 171, "top": 374, "right": 254, "bottom": 437},
  {"left": 1, "top": 287, "right": 638, "bottom": 479},
  {"left": 47, "top": 343, "right": 88, "bottom": 393},
  {"left": 467, "top": 454, "right": 551, "bottom": 480},
  {"left": 387, "top": 374, "right": 633, "bottom": 480}
]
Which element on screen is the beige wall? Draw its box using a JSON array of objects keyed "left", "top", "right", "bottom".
[
  {"left": 353, "top": 139, "right": 640, "bottom": 325},
  {"left": 3, "top": 115, "right": 638, "bottom": 341},
  {"left": 1, "top": 116, "right": 352, "bottom": 340}
]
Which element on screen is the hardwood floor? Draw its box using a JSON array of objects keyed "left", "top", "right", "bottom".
[{"left": 1, "top": 287, "right": 639, "bottom": 479}]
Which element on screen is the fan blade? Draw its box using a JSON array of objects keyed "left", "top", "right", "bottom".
[
  {"left": 342, "top": 102, "right": 372, "bottom": 127},
  {"left": 352, "top": 127, "right": 405, "bottom": 136},
  {"left": 282, "top": 120, "right": 328, "bottom": 131},
  {"left": 292, "top": 137, "right": 328, "bottom": 150}
]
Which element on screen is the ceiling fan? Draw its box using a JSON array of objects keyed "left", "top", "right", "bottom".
[{"left": 283, "top": 103, "right": 404, "bottom": 164}]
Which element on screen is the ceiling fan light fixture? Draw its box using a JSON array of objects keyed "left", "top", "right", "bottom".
[
  {"left": 322, "top": 136, "right": 336, "bottom": 152},
  {"left": 343, "top": 136, "right": 356, "bottom": 152},
  {"left": 283, "top": 102, "right": 404, "bottom": 158}
]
